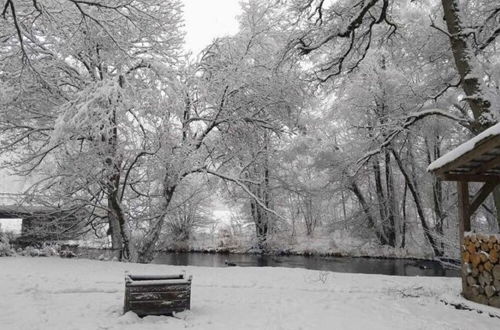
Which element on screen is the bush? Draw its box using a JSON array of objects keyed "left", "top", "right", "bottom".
[
  {"left": 0, "top": 229, "right": 14, "bottom": 257},
  {"left": 24, "top": 246, "right": 41, "bottom": 257},
  {"left": 40, "top": 244, "right": 59, "bottom": 257}
]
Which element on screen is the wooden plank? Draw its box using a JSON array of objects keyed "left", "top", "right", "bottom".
[
  {"left": 130, "top": 291, "right": 190, "bottom": 301},
  {"left": 439, "top": 173, "right": 500, "bottom": 182},
  {"left": 128, "top": 274, "right": 184, "bottom": 281},
  {"left": 124, "top": 287, "right": 131, "bottom": 313},
  {"left": 469, "top": 181, "right": 498, "bottom": 215},
  {"left": 133, "top": 306, "right": 188, "bottom": 317},
  {"left": 129, "top": 299, "right": 190, "bottom": 310},
  {"left": 127, "top": 284, "right": 190, "bottom": 293},
  {"left": 435, "top": 135, "right": 500, "bottom": 175},
  {"left": 470, "top": 154, "right": 500, "bottom": 175},
  {"left": 127, "top": 279, "right": 190, "bottom": 286}
]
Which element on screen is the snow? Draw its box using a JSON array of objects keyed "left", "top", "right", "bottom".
[
  {"left": 427, "top": 122, "right": 500, "bottom": 172},
  {"left": 127, "top": 279, "right": 191, "bottom": 286},
  {"left": 1, "top": 257, "right": 499, "bottom": 329}
]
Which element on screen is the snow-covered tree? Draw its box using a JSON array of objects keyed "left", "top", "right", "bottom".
[{"left": 0, "top": 0, "right": 184, "bottom": 260}]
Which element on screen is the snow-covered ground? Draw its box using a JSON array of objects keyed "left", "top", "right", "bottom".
[{"left": 1, "top": 257, "right": 499, "bottom": 330}]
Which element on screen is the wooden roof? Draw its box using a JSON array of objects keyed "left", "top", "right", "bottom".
[{"left": 428, "top": 123, "right": 500, "bottom": 182}]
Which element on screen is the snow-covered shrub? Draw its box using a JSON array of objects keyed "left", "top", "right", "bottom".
[
  {"left": 0, "top": 226, "right": 14, "bottom": 257},
  {"left": 40, "top": 244, "right": 59, "bottom": 257},
  {"left": 59, "top": 250, "right": 76, "bottom": 258},
  {"left": 24, "top": 246, "right": 41, "bottom": 257},
  {"left": 0, "top": 242, "right": 13, "bottom": 256}
]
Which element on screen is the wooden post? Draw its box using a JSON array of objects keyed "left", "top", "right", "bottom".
[
  {"left": 457, "top": 181, "right": 470, "bottom": 295},
  {"left": 457, "top": 181, "right": 471, "bottom": 236}
]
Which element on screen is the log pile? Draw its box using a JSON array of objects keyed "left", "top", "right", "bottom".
[{"left": 462, "top": 233, "right": 500, "bottom": 308}]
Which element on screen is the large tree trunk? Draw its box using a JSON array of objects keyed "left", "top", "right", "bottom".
[
  {"left": 441, "top": 0, "right": 494, "bottom": 129},
  {"left": 105, "top": 97, "right": 130, "bottom": 261},
  {"left": 425, "top": 136, "right": 445, "bottom": 252},
  {"left": 108, "top": 184, "right": 130, "bottom": 261}
]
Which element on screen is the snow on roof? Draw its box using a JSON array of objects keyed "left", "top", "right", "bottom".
[{"left": 427, "top": 122, "right": 500, "bottom": 172}]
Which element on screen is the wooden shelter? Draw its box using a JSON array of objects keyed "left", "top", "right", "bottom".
[{"left": 428, "top": 123, "right": 500, "bottom": 307}]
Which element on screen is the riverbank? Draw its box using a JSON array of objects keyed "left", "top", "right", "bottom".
[
  {"left": 52, "top": 230, "right": 451, "bottom": 261},
  {"left": 1, "top": 257, "right": 499, "bottom": 329},
  {"left": 157, "top": 246, "right": 441, "bottom": 261},
  {"left": 159, "top": 230, "right": 452, "bottom": 260}
]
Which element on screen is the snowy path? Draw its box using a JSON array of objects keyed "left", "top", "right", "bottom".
[{"left": 0, "top": 257, "right": 499, "bottom": 329}]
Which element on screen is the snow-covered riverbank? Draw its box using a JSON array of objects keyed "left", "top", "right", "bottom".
[{"left": 0, "top": 257, "right": 499, "bottom": 329}]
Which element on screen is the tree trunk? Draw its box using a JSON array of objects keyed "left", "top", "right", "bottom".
[
  {"left": 384, "top": 150, "right": 397, "bottom": 246},
  {"left": 341, "top": 190, "right": 348, "bottom": 230},
  {"left": 372, "top": 156, "right": 393, "bottom": 246},
  {"left": 108, "top": 185, "right": 130, "bottom": 261},
  {"left": 136, "top": 176, "right": 177, "bottom": 263},
  {"left": 107, "top": 198, "right": 123, "bottom": 257},
  {"left": 104, "top": 96, "right": 129, "bottom": 261},
  {"left": 426, "top": 136, "right": 445, "bottom": 252},
  {"left": 349, "top": 181, "right": 388, "bottom": 245},
  {"left": 391, "top": 149, "right": 442, "bottom": 256},
  {"left": 250, "top": 131, "right": 272, "bottom": 250},
  {"left": 401, "top": 182, "right": 408, "bottom": 248},
  {"left": 251, "top": 198, "right": 269, "bottom": 250},
  {"left": 441, "top": 0, "right": 494, "bottom": 129},
  {"left": 302, "top": 195, "right": 316, "bottom": 236}
]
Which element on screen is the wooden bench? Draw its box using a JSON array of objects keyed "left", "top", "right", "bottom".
[{"left": 124, "top": 274, "right": 192, "bottom": 316}]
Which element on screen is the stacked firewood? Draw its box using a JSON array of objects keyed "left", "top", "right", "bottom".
[{"left": 462, "top": 234, "right": 500, "bottom": 308}]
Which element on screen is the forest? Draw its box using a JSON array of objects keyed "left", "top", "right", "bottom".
[{"left": 1, "top": 0, "right": 499, "bottom": 264}]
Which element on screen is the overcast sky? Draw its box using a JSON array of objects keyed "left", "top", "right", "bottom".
[{"left": 183, "top": 0, "right": 242, "bottom": 54}]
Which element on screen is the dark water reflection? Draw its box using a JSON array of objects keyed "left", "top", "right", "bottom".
[
  {"left": 152, "top": 252, "right": 459, "bottom": 277},
  {"left": 80, "top": 249, "right": 458, "bottom": 277}
]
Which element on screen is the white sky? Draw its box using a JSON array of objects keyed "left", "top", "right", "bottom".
[{"left": 182, "top": 0, "right": 242, "bottom": 55}]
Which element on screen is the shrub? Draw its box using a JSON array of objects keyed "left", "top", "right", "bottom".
[{"left": 0, "top": 228, "right": 14, "bottom": 257}]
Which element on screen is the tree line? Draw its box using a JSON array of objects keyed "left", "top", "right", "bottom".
[{"left": 0, "top": 0, "right": 499, "bottom": 261}]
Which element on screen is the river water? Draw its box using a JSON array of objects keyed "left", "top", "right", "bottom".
[
  {"left": 153, "top": 252, "right": 459, "bottom": 277},
  {"left": 82, "top": 249, "right": 459, "bottom": 277}
]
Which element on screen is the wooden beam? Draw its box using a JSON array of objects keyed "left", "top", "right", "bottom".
[
  {"left": 470, "top": 154, "right": 500, "bottom": 174},
  {"left": 435, "top": 135, "right": 500, "bottom": 176},
  {"left": 469, "top": 181, "right": 498, "bottom": 214},
  {"left": 439, "top": 173, "right": 500, "bottom": 182},
  {"left": 457, "top": 181, "right": 469, "bottom": 294},
  {"left": 457, "top": 181, "right": 470, "bottom": 241}
]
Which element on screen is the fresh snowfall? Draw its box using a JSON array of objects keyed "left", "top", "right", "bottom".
[{"left": 0, "top": 257, "right": 499, "bottom": 330}]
